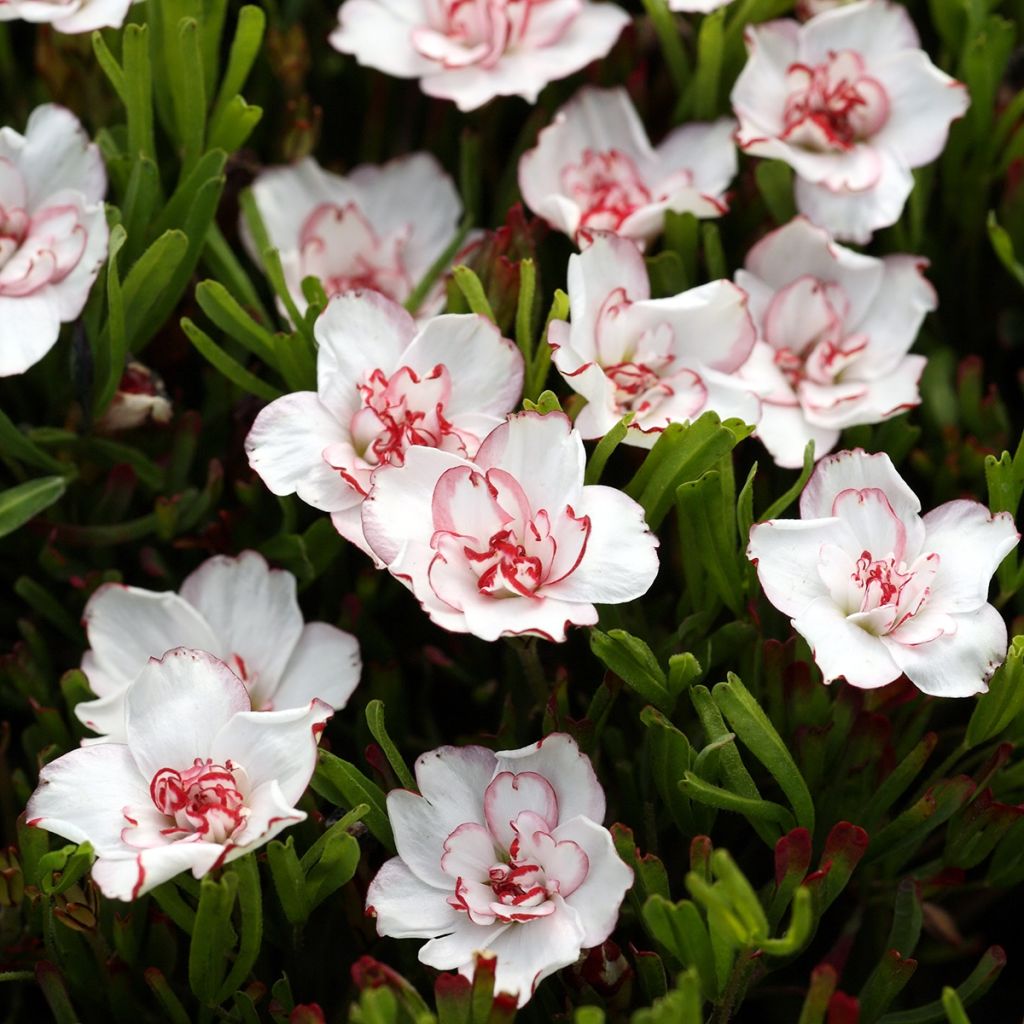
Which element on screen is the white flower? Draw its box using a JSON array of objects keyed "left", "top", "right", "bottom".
[
  {"left": 360, "top": 411, "right": 660, "bottom": 641},
  {"left": 668, "top": 0, "right": 732, "bottom": 10},
  {"left": 549, "top": 231, "right": 759, "bottom": 446},
  {"left": 247, "top": 153, "right": 463, "bottom": 319},
  {"left": 0, "top": 105, "right": 107, "bottom": 376},
  {"left": 519, "top": 86, "right": 736, "bottom": 247},
  {"left": 245, "top": 290, "right": 525, "bottom": 558},
  {"left": 329, "top": 0, "right": 630, "bottom": 113},
  {"left": 366, "top": 733, "right": 632, "bottom": 1006},
  {"left": 731, "top": 0, "right": 968, "bottom": 242},
  {"left": 95, "top": 360, "right": 173, "bottom": 433},
  {"left": 0, "top": 0, "right": 130, "bottom": 32},
  {"left": 76, "top": 551, "right": 360, "bottom": 742},
  {"left": 27, "top": 648, "right": 332, "bottom": 900},
  {"left": 747, "top": 449, "right": 1020, "bottom": 696},
  {"left": 735, "top": 217, "right": 935, "bottom": 468}
]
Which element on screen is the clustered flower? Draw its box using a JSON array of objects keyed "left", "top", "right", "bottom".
[{"left": 18, "top": 0, "right": 1018, "bottom": 1011}]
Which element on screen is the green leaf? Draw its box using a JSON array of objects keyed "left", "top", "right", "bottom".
[
  {"left": 514, "top": 257, "right": 537, "bottom": 361},
  {"left": 680, "top": 771, "right": 795, "bottom": 831},
  {"left": 123, "top": 24, "right": 156, "bottom": 162},
  {"left": 210, "top": 5, "right": 265, "bottom": 129},
  {"left": 639, "top": 0, "right": 689, "bottom": 96},
  {"left": 301, "top": 812, "right": 362, "bottom": 913},
  {"left": 206, "top": 96, "right": 262, "bottom": 154},
  {"left": 584, "top": 413, "right": 634, "bottom": 486},
  {"left": 641, "top": 706, "right": 697, "bottom": 833},
  {"left": 0, "top": 477, "right": 67, "bottom": 539},
  {"left": 692, "top": 8, "right": 726, "bottom": 120},
  {"left": 702, "top": 222, "right": 727, "bottom": 281},
  {"left": 365, "top": 700, "right": 416, "bottom": 791},
  {"left": 451, "top": 265, "right": 496, "bottom": 322},
  {"left": 91, "top": 32, "right": 126, "bottom": 100},
  {"left": 93, "top": 223, "right": 128, "bottom": 415},
  {"left": 37, "top": 843, "right": 94, "bottom": 896},
  {"left": 522, "top": 390, "right": 563, "bottom": 415},
  {"left": 755, "top": 161, "right": 797, "bottom": 224},
  {"left": 967, "top": 636, "right": 1024, "bottom": 746},
  {"left": 182, "top": 318, "right": 283, "bottom": 401},
  {"left": 940, "top": 989, "right": 972, "bottom": 1024},
  {"left": 0, "top": 407, "right": 69, "bottom": 475},
  {"left": 214, "top": 855, "right": 262, "bottom": 1004},
  {"left": 195, "top": 278, "right": 278, "bottom": 367},
  {"left": 526, "top": 287, "right": 569, "bottom": 401},
  {"left": 311, "top": 750, "right": 394, "bottom": 850},
  {"left": 591, "top": 629, "right": 673, "bottom": 712},
  {"left": 121, "top": 230, "right": 189, "bottom": 346},
  {"left": 712, "top": 673, "right": 815, "bottom": 833},
  {"left": 266, "top": 837, "right": 307, "bottom": 925},
  {"left": 759, "top": 886, "right": 813, "bottom": 957},
  {"left": 642, "top": 896, "right": 717, "bottom": 999},
  {"left": 760, "top": 440, "right": 816, "bottom": 521},
  {"left": 987, "top": 212, "right": 1024, "bottom": 288},
  {"left": 188, "top": 872, "right": 238, "bottom": 1004},
  {"left": 878, "top": 947, "right": 1005, "bottom": 1023}
]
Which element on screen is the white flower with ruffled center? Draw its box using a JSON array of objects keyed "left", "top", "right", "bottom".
[
  {"left": 76, "top": 550, "right": 360, "bottom": 742},
  {"left": 329, "top": 0, "right": 630, "bottom": 112},
  {"left": 366, "top": 734, "right": 632, "bottom": 1006},
  {"left": 748, "top": 450, "right": 1019, "bottom": 696},
  {"left": 519, "top": 87, "right": 736, "bottom": 248},
  {"left": 245, "top": 291, "right": 524, "bottom": 559},
  {"left": 734, "top": 217, "right": 936, "bottom": 468},
  {"left": 549, "top": 231, "right": 759, "bottom": 445},
  {"left": 27, "top": 648, "right": 332, "bottom": 900},
  {"left": 731, "top": 0, "right": 968, "bottom": 242},
  {"left": 0, "top": 105, "right": 108, "bottom": 376}
]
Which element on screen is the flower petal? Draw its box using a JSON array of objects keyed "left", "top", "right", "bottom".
[
  {"left": 271, "top": 622, "right": 362, "bottom": 712},
  {"left": 125, "top": 649, "right": 250, "bottom": 780},
  {"left": 92, "top": 840, "right": 224, "bottom": 901},
  {"left": 179, "top": 551, "right": 304, "bottom": 699},
  {"left": 367, "top": 856, "right": 462, "bottom": 938},
  {"left": 747, "top": 519, "right": 838, "bottom": 617},
  {"left": 799, "top": 449, "right": 920, "bottom": 522}
]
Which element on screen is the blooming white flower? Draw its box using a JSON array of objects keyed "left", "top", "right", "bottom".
[
  {"left": 747, "top": 449, "right": 1019, "bottom": 696},
  {"left": 329, "top": 0, "right": 630, "bottom": 113},
  {"left": 519, "top": 87, "right": 736, "bottom": 247},
  {"left": 668, "top": 0, "right": 732, "bottom": 10},
  {"left": 731, "top": 0, "right": 968, "bottom": 242},
  {"left": 735, "top": 217, "right": 934, "bottom": 468},
  {"left": 366, "top": 733, "right": 632, "bottom": 1006},
  {"left": 246, "top": 290, "right": 525, "bottom": 558},
  {"left": 95, "top": 360, "right": 173, "bottom": 433},
  {"left": 361, "top": 411, "right": 660, "bottom": 641},
  {"left": 77, "top": 551, "right": 360, "bottom": 742},
  {"left": 247, "top": 153, "right": 463, "bottom": 319},
  {"left": 0, "top": 105, "right": 108, "bottom": 376},
  {"left": 549, "top": 231, "right": 759, "bottom": 446},
  {"left": 27, "top": 648, "right": 332, "bottom": 900},
  {"left": 0, "top": 0, "right": 130, "bottom": 32}
]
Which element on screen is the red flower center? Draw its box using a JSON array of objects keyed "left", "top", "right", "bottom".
[
  {"left": 782, "top": 50, "right": 889, "bottom": 152},
  {"left": 150, "top": 759, "right": 247, "bottom": 843},
  {"left": 562, "top": 149, "right": 653, "bottom": 232}
]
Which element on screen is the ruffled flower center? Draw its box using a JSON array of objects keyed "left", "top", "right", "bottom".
[
  {"left": 326, "top": 365, "right": 476, "bottom": 497},
  {"left": 149, "top": 759, "right": 249, "bottom": 844},
  {"left": 427, "top": 466, "right": 591, "bottom": 605},
  {"left": 0, "top": 196, "right": 88, "bottom": 298},
  {"left": 298, "top": 202, "right": 412, "bottom": 303},
  {"left": 562, "top": 149, "right": 653, "bottom": 232},
  {"left": 441, "top": 774, "right": 589, "bottom": 925},
  {"left": 782, "top": 50, "right": 889, "bottom": 152},
  {"left": 412, "top": 0, "right": 565, "bottom": 69}
]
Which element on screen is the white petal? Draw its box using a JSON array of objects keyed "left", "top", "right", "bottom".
[
  {"left": 754, "top": 401, "right": 839, "bottom": 469},
  {"left": 125, "top": 649, "right": 251, "bottom": 780},
  {"left": 482, "top": 898, "right": 587, "bottom": 1006},
  {"left": 210, "top": 699, "right": 331, "bottom": 805},
  {"left": 82, "top": 584, "right": 220, "bottom": 697},
  {"left": 793, "top": 597, "right": 902, "bottom": 688},
  {"left": 494, "top": 734, "right": 605, "bottom": 825},
  {"left": 794, "top": 150, "right": 913, "bottom": 244},
  {"left": 245, "top": 392, "right": 358, "bottom": 512},
  {"left": 361, "top": 446, "right": 469, "bottom": 570},
  {"left": 272, "top": 622, "right": 362, "bottom": 712},
  {"left": 348, "top": 153, "right": 463, "bottom": 282},
  {"left": 652, "top": 118, "right": 737, "bottom": 203},
  {"left": 731, "top": 20, "right": 802, "bottom": 142},
  {"left": 871, "top": 51, "right": 969, "bottom": 167},
  {"left": 49, "top": 196, "right": 108, "bottom": 322},
  {"left": 401, "top": 314, "right": 524, "bottom": 420},
  {"left": 367, "top": 856, "right": 461, "bottom": 938},
  {"left": 179, "top": 551, "right": 304, "bottom": 697},
  {"left": 0, "top": 292, "right": 60, "bottom": 377},
  {"left": 49, "top": 0, "right": 133, "bottom": 33},
  {"left": 316, "top": 290, "right": 418, "bottom": 415},
  {"left": 540, "top": 485, "right": 659, "bottom": 604},
  {"left": 799, "top": 0, "right": 920, "bottom": 65},
  {"left": 473, "top": 412, "right": 585, "bottom": 517},
  {"left": 20, "top": 104, "right": 106, "bottom": 206},
  {"left": 388, "top": 745, "right": 496, "bottom": 888},
  {"left": 747, "top": 519, "right": 838, "bottom": 616},
  {"left": 227, "top": 778, "right": 307, "bottom": 850},
  {"left": 74, "top": 689, "right": 128, "bottom": 743},
  {"left": 921, "top": 502, "right": 1019, "bottom": 613},
  {"left": 799, "top": 448, "right": 920, "bottom": 521},
  {"left": 92, "top": 841, "right": 224, "bottom": 901},
  {"left": 885, "top": 605, "right": 1009, "bottom": 698},
  {"left": 555, "top": 816, "right": 632, "bottom": 946},
  {"left": 417, "top": 914, "right": 511, "bottom": 972},
  {"left": 329, "top": 0, "right": 436, "bottom": 79},
  {"left": 26, "top": 743, "right": 148, "bottom": 855}
]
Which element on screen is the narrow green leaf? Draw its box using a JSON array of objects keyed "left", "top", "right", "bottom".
[
  {"left": 311, "top": 749, "right": 394, "bottom": 850},
  {"left": 365, "top": 700, "right": 416, "bottom": 791},
  {"left": 195, "top": 278, "right": 278, "bottom": 367},
  {"left": 591, "top": 629, "right": 672, "bottom": 711},
  {"left": 210, "top": 5, "right": 265, "bottom": 128},
  {"left": 0, "top": 477, "right": 66, "bottom": 539},
  {"left": 760, "top": 440, "right": 816, "bottom": 521},
  {"left": 91, "top": 31, "right": 126, "bottom": 101},
  {"left": 514, "top": 257, "right": 537, "bottom": 361},
  {"left": 182, "top": 318, "right": 282, "bottom": 401},
  {"left": 452, "top": 265, "right": 496, "bottom": 322},
  {"left": 966, "top": 636, "right": 1024, "bottom": 746},
  {"left": 680, "top": 771, "right": 795, "bottom": 830},
  {"left": 215, "top": 855, "right": 262, "bottom": 1003},
  {"left": 0, "top": 407, "right": 69, "bottom": 474},
  {"left": 585, "top": 413, "right": 635, "bottom": 486}
]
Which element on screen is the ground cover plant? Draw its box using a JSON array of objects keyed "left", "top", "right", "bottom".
[{"left": 1, "top": 0, "right": 1024, "bottom": 1021}]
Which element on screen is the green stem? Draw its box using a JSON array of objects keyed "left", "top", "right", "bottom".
[{"left": 511, "top": 637, "right": 550, "bottom": 708}]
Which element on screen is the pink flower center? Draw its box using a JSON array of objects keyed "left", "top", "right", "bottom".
[
  {"left": 853, "top": 550, "right": 913, "bottom": 609},
  {"left": 0, "top": 205, "right": 28, "bottom": 268},
  {"left": 562, "top": 149, "right": 653, "bottom": 232},
  {"left": 782, "top": 50, "right": 889, "bottom": 152},
  {"left": 299, "top": 202, "right": 412, "bottom": 304},
  {"left": 412, "top": 0, "right": 563, "bottom": 70},
  {"left": 465, "top": 527, "right": 546, "bottom": 597},
  {"left": 150, "top": 759, "right": 247, "bottom": 844}
]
